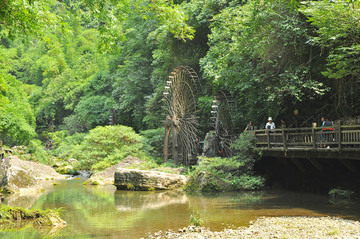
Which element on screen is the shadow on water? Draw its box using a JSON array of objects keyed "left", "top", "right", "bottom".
[{"left": 1, "top": 179, "right": 360, "bottom": 238}]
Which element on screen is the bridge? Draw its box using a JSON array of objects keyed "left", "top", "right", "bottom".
[{"left": 254, "top": 125, "right": 360, "bottom": 172}]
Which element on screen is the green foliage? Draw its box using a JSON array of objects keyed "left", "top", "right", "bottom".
[
  {"left": 2, "top": 0, "right": 360, "bottom": 171},
  {"left": 62, "top": 115, "right": 87, "bottom": 135},
  {"left": 10, "top": 140, "right": 53, "bottom": 165},
  {"left": 91, "top": 161, "right": 113, "bottom": 172},
  {"left": 126, "top": 183, "right": 135, "bottom": 191},
  {"left": 0, "top": 69, "right": 36, "bottom": 146},
  {"left": 27, "top": 139, "right": 53, "bottom": 165},
  {"left": 74, "top": 95, "right": 115, "bottom": 130},
  {"left": 189, "top": 214, "right": 203, "bottom": 226},
  {"left": 140, "top": 128, "right": 164, "bottom": 159},
  {"left": 53, "top": 133, "right": 85, "bottom": 159},
  {"left": 200, "top": 0, "right": 327, "bottom": 124},
  {"left": 195, "top": 157, "right": 243, "bottom": 175},
  {"left": 148, "top": 0, "right": 195, "bottom": 41},
  {"left": 300, "top": 0, "right": 360, "bottom": 116},
  {"left": 231, "top": 132, "right": 260, "bottom": 173},
  {"left": 45, "top": 130, "right": 69, "bottom": 149},
  {"left": 185, "top": 156, "right": 264, "bottom": 192},
  {"left": 110, "top": 11, "right": 155, "bottom": 131},
  {"left": 327, "top": 228, "right": 340, "bottom": 236},
  {"left": 0, "top": 204, "right": 63, "bottom": 226},
  {"left": 186, "top": 132, "right": 264, "bottom": 192},
  {"left": 230, "top": 174, "right": 265, "bottom": 191},
  {"left": 231, "top": 132, "right": 257, "bottom": 153},
  {"left": 0, "top": 0, "right": 63, "bottom": 40},
  {"left": 328, "top": 188, "right": 354, "bottom": 199},
  {"left": 133, "top": 160, "right": 159, "bottom": 170},
  {"left": 58, "top": 125, "right": 151, "bottom": 170},
  {"left": 55, "top": 164, "right": 78, "bottom": 175}
]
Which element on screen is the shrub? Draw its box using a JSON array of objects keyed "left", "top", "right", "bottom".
[
  {"left": 230, "top": 174, "right": 265, "bottom": 190},
  {"left": 329, "top": 188, "right": 354, "bottom": 199},
  {"left": 61, "top": 125, "right": 152, "bottom": 170},
  {"left": 185, "top": 132, "right": 264, "bottom": 192},
  {"left": 11, "top": 139, "right": 53, "bottom": 165},
  {"left": 91, "top": 161, "right": 113, "bottom": 172},
  {"left": 185, "top": 157, "right": 264, "bottom": 192},
  {"left": 189, "top": 214, "right": 203, "bottom": 226},
  {"left": 53, "top": 132, "right": 85, "bottom": 159},
  {"left": 44, "top": 130, "right": 69, "bottom": 149},
  {"left": 231, "top": 132, "right": 261, "bottom": 173},
  {"left": 140, "top": 128, "right": 164, "bottom": 159},
  {"left": 62, "top": 114, "right": 87, "bottom": 135}
]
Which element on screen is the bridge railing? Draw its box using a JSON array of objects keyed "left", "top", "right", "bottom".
[{"left": 254, "top": 125, "right": 360, "bottom": 150}]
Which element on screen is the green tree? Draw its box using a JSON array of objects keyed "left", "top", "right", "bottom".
[
  {"left": 71, "top": 125, "right": 150, "bottom": 170},
  {"left": 300, "top": 0, "right": 360, "bottom": 117},
  {"left": 201, "top": 0, "right": 327, "bottom": 125},
  {"left": 0, "top": 0, "right": 63, "bottom": 40},
  {"left": 0, "top": 72, "right": 36, "bottom": 145}
]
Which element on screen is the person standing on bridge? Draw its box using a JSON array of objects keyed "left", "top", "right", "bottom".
[
  {"left": 244, "top": 121, "right": 254, "bottom": 131},
  {"left": 265, "top": 117, "right": 275, "bottom": 130}
]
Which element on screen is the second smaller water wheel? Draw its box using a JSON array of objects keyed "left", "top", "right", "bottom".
[{"left": 209, "top": 90, "right": 237, "bottom": 157}]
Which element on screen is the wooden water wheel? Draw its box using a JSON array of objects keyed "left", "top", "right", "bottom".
[
  {"left": 162, "top": 66, "right": 201, "bottom": 165},
  {"left": 210, "top": 90, "right": 237, "bottom": 157}
]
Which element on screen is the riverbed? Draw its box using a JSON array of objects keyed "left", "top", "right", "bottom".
[{"left": 1, "top": 179, "right": 360, "bottom": 238}]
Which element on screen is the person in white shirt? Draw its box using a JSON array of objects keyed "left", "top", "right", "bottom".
[{"left": 265, "top": 117, "right": 275, "bottom": 130}]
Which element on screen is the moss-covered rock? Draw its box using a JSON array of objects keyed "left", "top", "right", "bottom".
[
  {"left": 0, "top": 204, "right": 66, "bottom": 227},
  {"left": 55, "top": 165, "right": 78, "bottom": 175},
  {"left": 114, "top": 168, "right": 188, "bottom": 191},
  {"left": 184, "top": 171, "right": 233, "bottom": 192}
]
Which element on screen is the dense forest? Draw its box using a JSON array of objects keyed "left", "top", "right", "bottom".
[{"left": 1, "top": 0, "right": 360, "bottom": 167}]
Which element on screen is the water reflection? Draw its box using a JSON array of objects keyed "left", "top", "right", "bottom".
[
  {"left": 1, "top": 180, "right": 360, "bottom": 238},
  {"left": 115, "top": 191, "right": 188, "bottom": 212}
]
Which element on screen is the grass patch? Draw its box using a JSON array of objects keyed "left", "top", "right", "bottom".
[
  {"left": 90, "top": 181, "right": 99, "bottom": 185},
  {"left": 0, "top": 204, "right": 64, "bottom": 226},
  {"left": 189, "top": 214, "right": 203, "bottom": 226},
  {"left": 126, "top": 183, "right": 135, "bottom": 191},
  {"left": 327, "top": 228, "right": 339, "bottom": 235}
]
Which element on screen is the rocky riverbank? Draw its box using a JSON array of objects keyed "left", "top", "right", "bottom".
[
  {"left": 147, "top": 216, "right": 360, "bottom": 239},
  {"left": 0, "top": 156, "right": 65, "bottom": 193}
]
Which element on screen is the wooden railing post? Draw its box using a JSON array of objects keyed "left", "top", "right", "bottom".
[
  {"left": 312, "top": 126, "right": 316, "bottom": 150},
  {"left": 282, "top": 128, "right": 287, "bottom": 150},
  {"left": 267, "top": 130, "right": 270, "bottom": 148},
  {"left": 338, "top": 121, "right": 342, "bottom": 150}
]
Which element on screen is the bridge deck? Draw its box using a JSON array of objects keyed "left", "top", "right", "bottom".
[{"left": 254, "top": 125, "right": 360, "bottom": 160}]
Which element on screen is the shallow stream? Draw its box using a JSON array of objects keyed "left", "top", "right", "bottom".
[{"left": 1, "top": 179, "right": 360, "bottom": 238}]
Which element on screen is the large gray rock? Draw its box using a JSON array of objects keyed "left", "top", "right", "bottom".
[
  {"left": 0, "top": 156, "right": 65, "bottom": 193},
  {"left": 114, "top": 168, "right": 188, "bottom": 191},
  {"left": 85, "top": 156, "right": 144, "bottom": 185},
  {"left": 1, "top": 166, "right": 39, "bottom": 193}
]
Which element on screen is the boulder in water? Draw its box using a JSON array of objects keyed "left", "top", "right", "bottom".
[
  {"left": 85, "top": 156, "right": 144, "bottom": 185},
  {"left": 114, "top": 168, "right": 188, "bottom": 191}
]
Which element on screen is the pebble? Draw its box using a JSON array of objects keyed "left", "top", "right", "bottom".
[{"left": 147, "top": 216, "right": 360, "bottom": 239}]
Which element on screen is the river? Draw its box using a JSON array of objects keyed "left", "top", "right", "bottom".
[{"left": 1, "top": 178, "right": 360, "bottom": 238}]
